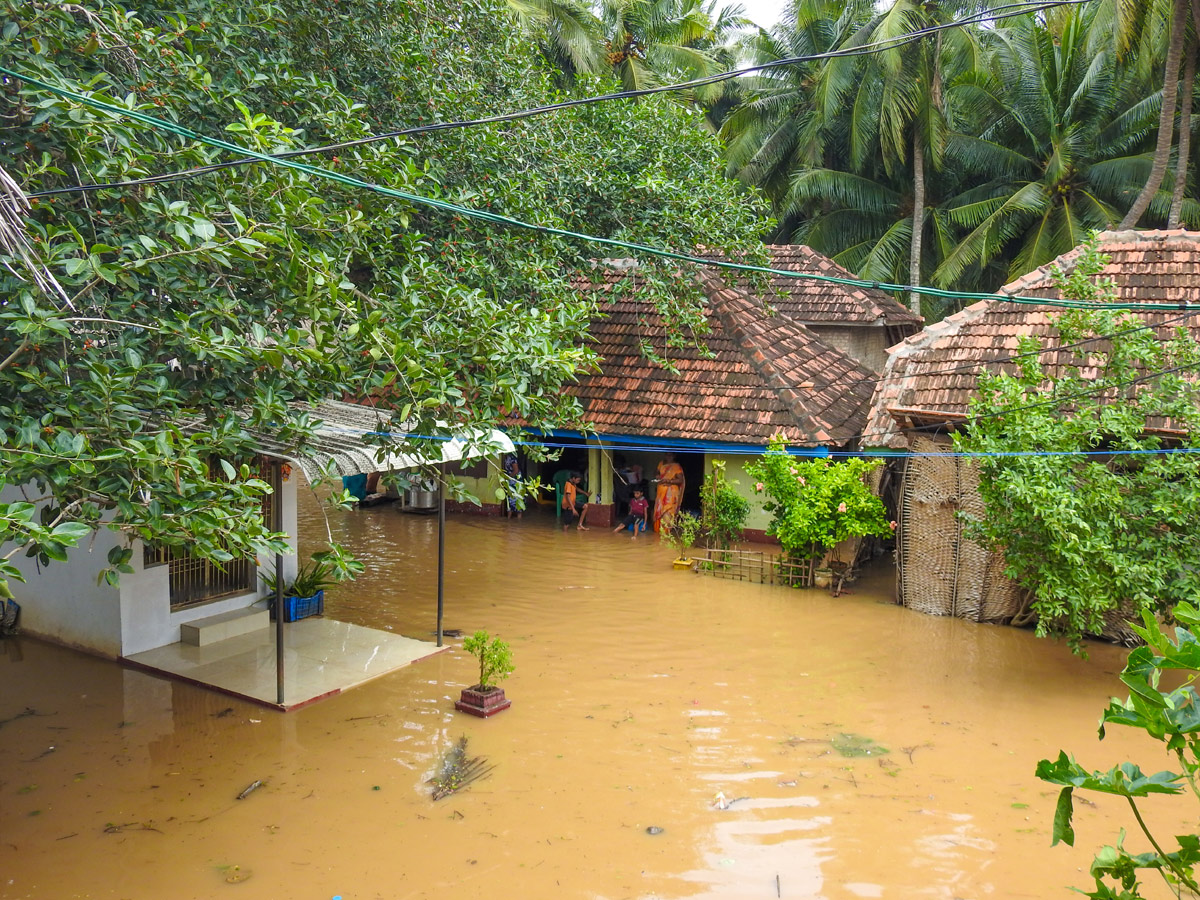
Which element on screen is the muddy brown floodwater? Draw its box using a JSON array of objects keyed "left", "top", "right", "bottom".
[{"left": 0, "top": 493, "right": 1191, "bottom": 900}]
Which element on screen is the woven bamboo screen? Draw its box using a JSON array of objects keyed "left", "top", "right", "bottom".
[{"left": 897, "top": 436, "right": 1024, "bottom": 623}]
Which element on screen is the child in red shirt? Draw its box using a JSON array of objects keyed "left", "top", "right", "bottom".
[{"left": 613, "top": 487, "right": 649, "bottom": 538}]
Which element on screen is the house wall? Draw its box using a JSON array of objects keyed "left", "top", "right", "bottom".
[
  {"left": 807, "top": 324, "right": 890, "bottom": 374},
  {"left": 703, "top": 454, "right": 774, "bottom": 539},
  {"left": 6, "top": 473, "right": 300, "bottom": 658},
  {"left": 3, "top": 483, "right": 126, "bottom": 657}
]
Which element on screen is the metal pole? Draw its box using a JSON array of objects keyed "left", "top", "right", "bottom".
[
  {"left": 436, "top": 465, "right": 446, "bottom": 647},
  {"left": 275, "top": 549, "right": 285, "bottom": 705}
]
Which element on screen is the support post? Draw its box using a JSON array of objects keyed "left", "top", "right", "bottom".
[
  {"left": 436, "top": 463, "right": 446, "bottom": 647},
  {"left": 275, "top": 550, "right": 285, "bottom": 705}
]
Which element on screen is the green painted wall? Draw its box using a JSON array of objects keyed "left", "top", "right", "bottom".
[{"left": 703, "top": 454, "right": 773, "bottom": 533}]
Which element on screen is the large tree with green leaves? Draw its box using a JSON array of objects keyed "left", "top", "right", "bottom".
[
  {"left": 954, "top": 243, "right": 1200, "bottom": 652},
  {"left": 0, "top": 0, "right": 769, "bottom": 592}
]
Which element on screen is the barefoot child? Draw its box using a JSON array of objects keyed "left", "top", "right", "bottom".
[
  {"left": 562, "top": 472, "right": 590, "bottom": 531},
  {"left": 613, "top": 487, "right": 649, "bottom": 538}
]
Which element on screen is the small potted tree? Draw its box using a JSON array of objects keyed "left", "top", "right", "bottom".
[
  {"left": 455, "top": 630, "right": 514, "bottom": 717},
  {"left": 663, "top": 511, "right": 702, "bottom": 569}
]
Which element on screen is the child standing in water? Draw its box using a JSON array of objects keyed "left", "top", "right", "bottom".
[
  {"left": 562, "top": 472, "right": 590, "bottom": 531},
  {"left": 613, "top": 487, "right": 649, "bottom": 538}
]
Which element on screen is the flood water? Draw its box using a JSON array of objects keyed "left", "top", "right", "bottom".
[{"left": 0, "top": 495, "right": 1190, "bottom": 900}]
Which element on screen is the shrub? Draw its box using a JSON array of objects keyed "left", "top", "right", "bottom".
[
  {"left": 699, "top": 461, "right": 750, "bottom": 550},
  {"left": 463, "top": 630, "right": 514, "bottom": 691},
  {"left": 745, "top": 437, "right": 891, "bottom": 562}
]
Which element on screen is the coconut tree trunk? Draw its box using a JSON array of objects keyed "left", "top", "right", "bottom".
[
  {"left": 910, "top": 128, "right": 925, "bottom": 317},
  {"left": 1121, "top": 0, "right": 1190, "bottom": 228},
  {"left": 1168, "top": 36, "right": 1196, "bottom": 228}
]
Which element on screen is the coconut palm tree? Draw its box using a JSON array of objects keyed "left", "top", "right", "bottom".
[
  {"left": 774, "top": 0, "right": 988, "bottom": 314},
  {"left": 597, "top": 0, "right": 744, "bottom": 94},
  {"left": 507, "top": 0, "right": 606, "bottom": 79},
  {"left": 719, "top": 0, "right": 873, "bottom": 218},
  {"left": 933, "top": 8, "right": 1164, "bottom": 286},
  {"left": 1117, "top": 0, "right": 1194, "bottom": 227}
]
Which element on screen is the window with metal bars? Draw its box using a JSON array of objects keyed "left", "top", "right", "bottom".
[{"left": 143, "top": 456, "right": 281, "bottom": 610}]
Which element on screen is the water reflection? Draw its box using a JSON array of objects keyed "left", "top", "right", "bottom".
[{"left": 0, "top": 495, "right": 1183, "bottom": 900}]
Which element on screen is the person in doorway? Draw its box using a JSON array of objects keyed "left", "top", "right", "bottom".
[
  {"left": 503, "top": 455, "right": 524, "bottom": 519},
  {"left": 653, "top": 452, "right": 685, "bottom": 532},
  {"left": 562, "top": 471, "right": 590, "bottom": 531},
  {"left": 613, "top": 487, "right": 649, "bottom": 538}
]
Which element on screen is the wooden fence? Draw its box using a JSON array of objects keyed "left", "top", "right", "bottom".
[{"left": 690, "top": 548, "right": 815, "bottom": 588}]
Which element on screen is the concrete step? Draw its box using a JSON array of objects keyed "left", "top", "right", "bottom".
[{"left": 180, "top": 607, "right": 269, "bottom": 646}]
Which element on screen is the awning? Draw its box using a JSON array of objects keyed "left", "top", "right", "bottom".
[{"left": 252, "top": 400, "right": 515, "bottom": 481}]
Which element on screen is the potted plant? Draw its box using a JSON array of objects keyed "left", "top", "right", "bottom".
[
  {"left": 454, "top": 630, "right": 514, "bottom": 718},
  {"left": 261, "top": 552, "right": 356, "bottom": 622},
  {"left": 663, "top": 511, "right": 701, "bottom": 569}
]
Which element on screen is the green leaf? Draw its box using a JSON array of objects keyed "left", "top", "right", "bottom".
[{"left": 1051, "top": 786, "right": 1075, "bottom": 847}]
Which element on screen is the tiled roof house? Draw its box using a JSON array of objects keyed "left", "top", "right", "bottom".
[
  {"left": 551, "top": 264, "right": 883, "bottom": 535},
  {"left": 712, "top": 244, "right": 923, "bottom": 373},
  {"left": 752, "top": 245, "right": 922, "bottom": 372},
  {"left": 867, "top": 230, "right": 1200, "bottom": 629}
]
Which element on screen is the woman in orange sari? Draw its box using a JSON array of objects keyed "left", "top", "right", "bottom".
[{"left": 653, "top": 453, "right": 685, "bottom": 532}]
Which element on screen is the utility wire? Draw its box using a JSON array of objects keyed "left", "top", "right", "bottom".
[
  {"left": 4, "top": 61, "right": 1190, "bottom": 313},
  {"left": 24, "top": 0, "right": 1092, "bottom": 200},
  {"left": 815, "top": 308, "right": 1200, "bottom": 393},
  {"left": 308, "top": 421, "right": 1200, "bottom": 460},
  {"left": 849, "top": 358, "right": 1200, "bottom": 447}
]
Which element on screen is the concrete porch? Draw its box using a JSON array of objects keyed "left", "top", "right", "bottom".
[{"left": 123, "top": 617, "right": 447, "bottom": 711}]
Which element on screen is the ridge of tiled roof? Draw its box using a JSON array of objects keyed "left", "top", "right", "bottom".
[
  {"left": 571, "top": 272, "right": 878, "bottom": 446},
  {"left": 758, "top": 245, "right": 924, "bottom": 326},
  {"left": 863, "top": 230, "right": 1200, "bottom": 448},
  {"left": 701, "top": 273, "right": 879, "bottom": 443}
]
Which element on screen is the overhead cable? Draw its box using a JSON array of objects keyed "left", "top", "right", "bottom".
[
  {"left": 5, "top": 62, "right": 1190, "bottom": 314},
  {"left": 25, "top": 0, "right": 1093, "bottom": 200}
]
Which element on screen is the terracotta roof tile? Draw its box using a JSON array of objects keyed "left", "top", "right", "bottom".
[
  {"left": 865, "top": 231, "right": 1200, "bottom": 447},
  {"left": 752, "top": 245, "right": 923, "bottom": 327},
  {"left": 571, "top": 271, "right": 878, "bottom": 446}
]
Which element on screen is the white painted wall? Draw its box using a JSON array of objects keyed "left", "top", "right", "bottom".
[
  {"left": 3, "top": 485, "right": 126, "bottom": 656},
  {"left": 5, "top": 471, "right": 300, "bottom": 658}
]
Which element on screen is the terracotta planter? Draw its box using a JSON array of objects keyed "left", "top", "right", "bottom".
[{"left": 455, "top": 685, "right": 511, "bottom": 718}]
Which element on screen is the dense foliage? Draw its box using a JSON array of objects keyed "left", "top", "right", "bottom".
[
  {"left": 955, "top": 243, "right": 1200, "bottom": 652},
  {"left": 1038, "top": 602, "right": 1200, "bottom": 899},
  {"left": 746, "top": 437, "right": 892, "bottom": 562},
  {"left": 0, "top": 0, "right": 769, "bottom": 591}
]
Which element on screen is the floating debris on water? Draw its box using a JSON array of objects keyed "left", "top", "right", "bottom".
[
  {"left": 428, "top": 736, "right": 495, "bottom": 801},
  {"left": 645, "top": 826, "right": 664, "bottom": 835},
  {"left": 0, "top": 706, "right": 37, "bottom": 730},
  {"left": 832, "top": 733, "right": 889, "bottom": 758},
  {"left": 236, "top": 780, "right": 263, "bottom": 800}
]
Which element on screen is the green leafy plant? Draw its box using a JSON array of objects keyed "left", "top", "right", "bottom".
[
  {"left": 699, "top": 461, "right": 749, "bottom": 550},
  {"left": 955, "top": 239, "right": 1200, "bottom": 652},
  {"left": 463, "top": 630, "right": 514, "bottom": 692},
  {"left": 745, "top": 437, "right": 891, "bottom": 565},
  {"left": 261, "top": 548, "right": 363, "bottom": 599},
  {"left": 662, "top": 511, "right": 702, "bottom": 557},
  {"left": 1037, "top": 602, "right": 1200, "bottom": 898}
]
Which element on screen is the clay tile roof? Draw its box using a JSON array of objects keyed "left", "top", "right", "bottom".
[
  {"left": 754, "top": 245, "right": 924, "bottom": 326},
  {"left": 571, "top": 271, "right": 878, "bottom": 446},
  {"left": 864, "top": 230, "right": 1200, "bottom": 448}
]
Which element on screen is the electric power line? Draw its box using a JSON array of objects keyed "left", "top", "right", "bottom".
[
  {"left": 7, "top": 59, "right": 1193, "bottom": 314},
  {"left": 23, "top": 0, "right": 1092, "bottom": 199}
]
